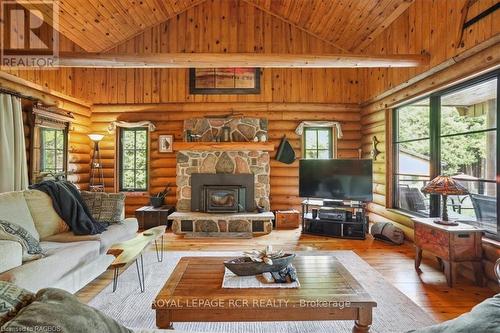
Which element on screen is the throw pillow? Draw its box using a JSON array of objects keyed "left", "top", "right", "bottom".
[
  {"left": 80, "top": 191, "right": 125, "bottom": 223},
  {"left": 23, "top": 190, "right": 69, "bottom": 240},
  {"left": 0, "top": 220, "right": 44, "bottom": 262},
  {"left": 0, "top": 288, "right": 132, "bottom": 333},
  {"left": 0, "top": 191, "right": 40, "bottom": 241},
  {"left": 0, "top": 281, "right": 35, "bottom": 326}
]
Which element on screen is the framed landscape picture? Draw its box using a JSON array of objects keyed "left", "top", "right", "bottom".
[
  {"left": 189, "top": 68, "right": 260, "bottom": 94},
  {"left": 158, "top": 135, "right": 173, "bottom": 153}
]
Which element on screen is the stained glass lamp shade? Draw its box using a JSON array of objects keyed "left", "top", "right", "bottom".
[{"left": 421, "top": 176, "right": 469, "bottom": 222}]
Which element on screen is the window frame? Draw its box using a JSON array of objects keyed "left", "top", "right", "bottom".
[
  {"left": 118, "top": 127, "right": 149, "bottom": 192},
  {"left": 392, "top": 69, "right": 500, "bottom": 239},
  {"left": 39, "top": 127, "right": 67, "bottom": 174},
  {"left": 302, "top": 127, "right": 334, "bottom": 159}
]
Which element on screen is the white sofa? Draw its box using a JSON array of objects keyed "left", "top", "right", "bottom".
[{"left": 0, "top": 190, "right": 138, "bottom": 293}]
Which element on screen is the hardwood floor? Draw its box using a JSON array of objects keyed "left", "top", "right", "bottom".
[{"left": 76, "top": 229, "right": 496, "bottom": 323}]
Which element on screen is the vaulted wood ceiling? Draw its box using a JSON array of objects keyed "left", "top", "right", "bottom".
[
  {"left": 25, "top": 0, "right": 206, "bottom": 52},
  {"left": 23, "top": 0, "right": 414, "bottom": 53}
]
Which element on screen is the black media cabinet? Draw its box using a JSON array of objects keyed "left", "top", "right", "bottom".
[{"left": 301, "top": 199, "right": 368, "bottom": 240}]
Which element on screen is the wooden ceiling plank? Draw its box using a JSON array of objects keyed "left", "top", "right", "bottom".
[
  {"left": 85, "top": 0, "right": 132, "bottom": 41},
  {"left": 334, "top": 0, "right": 384, "bottom": 47},
  {"left": 328, "top": 0, "right": 373, "bottom": 46},
  {"left": 100, "top": 0, "right": 209, "bottom": 53},
  {"left": 97, "top": 0, "right": 142, "bottom": 37},
  {"left": 241, "top": 0, "right": 348, "bottom": 53},
  {"left": 56, "top": 0, "right": 122, "bottom": 51},
  {"left": 352, "top": 0, "right": 415, "bottom": 53},
  {"left": 306, "top": 0, "right": 342, "bottom": 37},
  {"left": 53, "top": 51, "right": 430, "bottom": 68},
  {"left": 24, "top": 2, "right": 110, "bottom": 51}
]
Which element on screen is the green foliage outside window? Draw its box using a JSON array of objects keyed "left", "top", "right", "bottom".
[
  {"left": 120, "top": 128, "right": 148, "bottom": 191},
  {"left": 303, "top": 128, "right": 332, "bottom": 159},
  {"left": 41, "top": 128, "right": 65, "bottom": 173}
]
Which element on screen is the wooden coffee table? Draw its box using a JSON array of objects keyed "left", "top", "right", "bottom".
[{"left": 153, "top": 256, "right": 376, "bottom": 332}]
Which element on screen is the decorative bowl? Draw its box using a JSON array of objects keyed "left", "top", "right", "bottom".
[{"left": 224, "top": 253, "right": 296, "bottom": 276}]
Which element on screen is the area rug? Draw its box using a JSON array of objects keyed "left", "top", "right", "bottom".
[{"left": 88, "top": 251, "right": 435, "bottom": 333}]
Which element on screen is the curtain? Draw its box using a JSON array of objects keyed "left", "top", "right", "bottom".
[
  {"left": 107, "top": 120, "right": 156, "bottom": 132},
  {"left": 0, "top": 93, "right": 28, "bottom": 192},
  {"left": 294, "top": 121, "right": 343, "bottom": 138}
]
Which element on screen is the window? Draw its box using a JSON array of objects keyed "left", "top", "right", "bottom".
[
  {"left": 119, "top": 128, "right": 148, "bottom": 191},
  {"left": 393, "top": 71, "right": 499, "bottom": 238},
  {"left": 30, "top": 105, "right": 71, "bottom": 183},
  {"left": 40, "top": 128, "right": 66, "bottom": 174},
  {"left": 303, "top": 127, "right": 333, "bottom": 159},
  {"left": 393, "top": 98, "right": 431, "bottom": 215}
]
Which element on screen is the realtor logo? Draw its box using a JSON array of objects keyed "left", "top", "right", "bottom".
[{"left": 1, "top": 0, "right": 59, "bottom": 69}]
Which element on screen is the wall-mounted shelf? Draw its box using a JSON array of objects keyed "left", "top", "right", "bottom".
[{"left": 173, "top": 142, "right": 275, "bottom": 152}]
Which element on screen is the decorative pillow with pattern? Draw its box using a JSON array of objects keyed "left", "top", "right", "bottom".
[
  {"left": 80, "top": 191, "right": 125, "bottom": 223},
  {"left": 0, "top": 220, "right": 44, "bottom": 262},
  {"left": 0, "top": 281, "right": 35, "bottom": 326}
]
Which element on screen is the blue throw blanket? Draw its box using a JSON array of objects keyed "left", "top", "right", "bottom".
[{"left": 29, "top": 180, "right": 107, "bottom": 235}]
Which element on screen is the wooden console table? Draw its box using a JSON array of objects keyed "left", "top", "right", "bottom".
[{"left": 412, "top": 217, "right": 483, "bottom": 287}]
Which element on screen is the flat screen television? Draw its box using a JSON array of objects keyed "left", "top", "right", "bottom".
[{"left": 299, "top": 159, "right": 373, "bottom": 201}]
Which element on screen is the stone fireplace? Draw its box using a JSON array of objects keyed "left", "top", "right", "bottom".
[
  {"left": 176, "top": 151, "right": 270, "bottom": 212},
  {"left": 170, "top": 117, "right": 273, "bottom": 237}
]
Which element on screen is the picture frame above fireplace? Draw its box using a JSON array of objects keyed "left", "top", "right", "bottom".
[{"left": 189, "top": 68, "right": 261, "bottom": 94}]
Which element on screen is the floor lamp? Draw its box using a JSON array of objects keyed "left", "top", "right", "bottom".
[{"left": 88, "top": 133, "right": 105, "bottom": 192}]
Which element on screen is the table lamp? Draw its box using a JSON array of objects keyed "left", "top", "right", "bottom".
[{"left": 421, "top": 175, "right": 468, "bottom": 226}]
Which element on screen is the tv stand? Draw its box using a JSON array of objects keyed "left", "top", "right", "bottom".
[{"left": 301, "top": 199, "right": 368, "bottom": 240}]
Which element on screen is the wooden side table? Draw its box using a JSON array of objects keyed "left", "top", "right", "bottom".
[
  {"left": 135, "top": 205, "right": 175, "bottom": 230},
  {"left": 412, "top": 217, "right": 483, "bottom": 287}
]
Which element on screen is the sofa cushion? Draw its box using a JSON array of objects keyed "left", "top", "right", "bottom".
[
  {"left": 0, "top": 241, "right": 101, "bottom": 293},
  {"left": 42, "top": 233, "right": 101, "bottom": 243},
  {"left": 42, "top": 218, "right": 138, "bottom": 253},
  {"left": 0, "top": 288, "right": 132, "bottom": 333},
  {"left": 0, "top": 241, "right": 22, "bottom": 274},
  {"left": 0, "top": 221, "right": 44, "bottom": 262},
  {"left": 23, "top": 190, "right": 69, "bottom": 239},
  {"left": 0, "top": 192, "right": 39, "bottom": 241},
  {"left": 81, "top": 191, "right": 126, "bottom": 224},
  {"left": 0, "top": 281, "right": 34, "bottom": 326},
  {"left": 98, "top": 218, "right": 139, "bottom": 253}
]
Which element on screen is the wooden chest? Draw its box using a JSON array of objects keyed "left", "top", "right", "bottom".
[
  {"left": 135, "top": 205, "right": 175, "bottom": 230},
  {"left": 275, "top": 210, "right": 300, "bottom": 229}
]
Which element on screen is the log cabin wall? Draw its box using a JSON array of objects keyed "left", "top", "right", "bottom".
[
  {"left": 91, "top": 103, "right": 361, "bottom": 215},
  {"left": 0, "top": 71, "right": 92, "bottom": 191},
  {"left": 359, "top": 0, "right": 500, "bottom": 291},
  {"left": 72, "top": 0, "right": 362, "bottom": 215}
]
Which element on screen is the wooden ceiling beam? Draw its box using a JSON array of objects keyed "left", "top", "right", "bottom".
[{"left": 50, "top": 52, "right": 430, "bottom": 68}]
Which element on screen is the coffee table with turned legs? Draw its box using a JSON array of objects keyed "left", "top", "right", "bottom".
[
  {"left": 153, "top": 255, "right": 377, "bottom": 332},
  {"left": 107, "top": 225, "right": 166, "bottom": 292}
]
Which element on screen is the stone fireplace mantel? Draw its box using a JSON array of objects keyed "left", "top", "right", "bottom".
[{"left": 173, "top": 142, "right": 275, "bottom": 152}]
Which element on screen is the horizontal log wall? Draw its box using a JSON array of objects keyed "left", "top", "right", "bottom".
[
  {"left": 72, "top": 0, "right": 360, "bottom": 104},
  {"left": 359, "top": 0, "right": 500, "bottom": 103},
  {"left": 0, "top": 72, "right": 92, "bottom": 191},
  {"left": 92, "top": 103, "right": 361, "bottom": 216}
]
